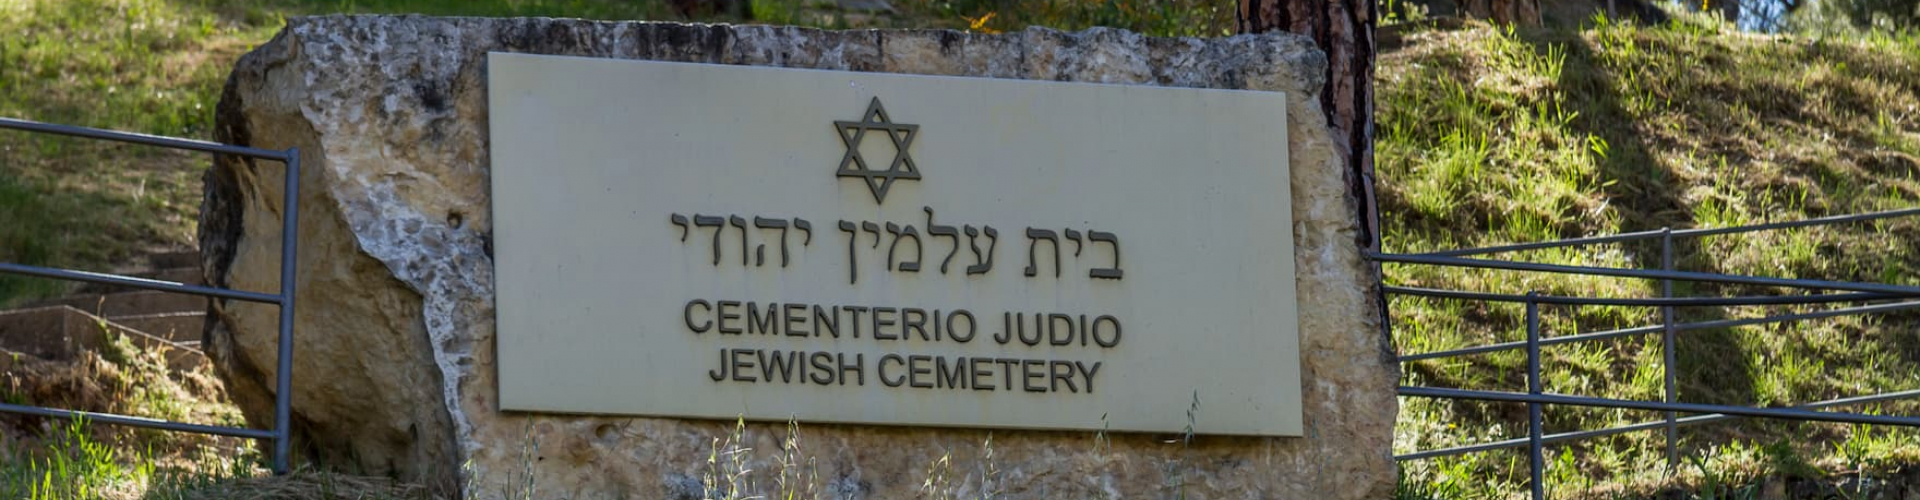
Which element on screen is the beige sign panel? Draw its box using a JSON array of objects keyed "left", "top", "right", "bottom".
[{"left": 489, "top": 52, "right": 1301, "bottom": 436}]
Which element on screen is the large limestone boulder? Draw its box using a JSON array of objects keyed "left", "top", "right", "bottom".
[{"left": 204, "top": 16, "right": 1396, "bottom": 499}]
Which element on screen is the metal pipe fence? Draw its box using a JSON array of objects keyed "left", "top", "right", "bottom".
[
  {"left": 0, "top": 117, "right": 299, "bottom": 475},
  {"left": 1378, "top": 208, "right": 1920, "bottom": 499}
]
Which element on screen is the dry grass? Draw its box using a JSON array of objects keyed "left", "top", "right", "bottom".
[{"left": 0, "top": 343, "right": 429, "bottom": 499}]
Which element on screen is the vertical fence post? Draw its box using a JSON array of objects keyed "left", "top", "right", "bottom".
[
  {"left": 1661, "top": 228, "right": 1678, "bottom": 472},
  {"left": 272, "top": 148, "right": 301, "bottom": 475},
  {"left": 1526, "top": 293, "right": 1545, "bottom": 500}
]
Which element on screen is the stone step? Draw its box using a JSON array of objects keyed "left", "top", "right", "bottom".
[
  {"left": 29, "top": 290, "right": 209, "bottom": 318},
  {"left": 75, "top": 267, "right": 204, "bottom": 294},
  {"left": 106, "top": 311, "right": 206, "bottom": 344},
  {"left": 0, "top": 305, "right": 206, "bottom": 373}
]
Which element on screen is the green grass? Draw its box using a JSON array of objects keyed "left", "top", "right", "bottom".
[
  {"left": 1382, "top": 10, "right": 1920, "bottom": 499},
  {"left": 2, "top": 417, "right": 427, "bottom": 500}
]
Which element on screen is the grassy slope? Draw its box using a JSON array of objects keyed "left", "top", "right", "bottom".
[{"left": 1382, "top": 13, "right": 1920, "bottom": 499}]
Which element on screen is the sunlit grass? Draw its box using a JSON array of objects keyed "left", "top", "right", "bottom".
[{"left": 1383, "top": 10, "right": 1920, "bottom": 499}]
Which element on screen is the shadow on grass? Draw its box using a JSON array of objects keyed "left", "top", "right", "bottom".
[{"left": 1502, "top": 20, "right": 1766, "bottom": 462}]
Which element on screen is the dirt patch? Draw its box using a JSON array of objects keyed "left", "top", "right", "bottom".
[
  {"left": 163, "top": 471, "right": 433, "bottom": 500},
  {"left": 1, "top": 337, "right": 241, "bottom": 474}
]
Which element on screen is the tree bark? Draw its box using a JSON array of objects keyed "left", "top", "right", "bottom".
[{"left": 1237, "top": 0, "right": 1379, "bottom": 250}]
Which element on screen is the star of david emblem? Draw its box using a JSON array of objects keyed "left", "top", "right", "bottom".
[{"left": 834, "top": 97, "right": 921, "bottom": 204}]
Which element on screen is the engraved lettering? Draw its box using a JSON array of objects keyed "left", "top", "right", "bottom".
[
  {"left": 993, "top": 312, "right": 1012, "bottom": 344},
  {"left": 746, "top": 302, "right": 778, "bottom": 335},
  {"left": 879, "top": 354, "right": 906, "bottom": 387},
  {"left": 947, "top": 309, "right": 976, "bottom": 343},
  {"left": 997, "top": 358, "right": 1019, "bottom": 390},
  {"left": 729, "top": 215, "right": 750, "bottom": 266},
  {"left": 964, "top": 225, "right": 998, "bottom": 275},
  {"left": 871, "top": 307, "right": 898, "bottom": 340},
  {"left": 924, "top": 207, "right": 961, "bottom": 273},
  {"left": 717, "top": 300, "right": 743, "bottom": 334},
  {"left": 862, "top": 221, "right": 882, "bottom": 248},
  {"left": 732, "top": 348, "right": 756, "bottom": 382},
  {"left": 1048, "top": 313, "right": 1074, "bottom": 346},
  {"left": 970, "top": 358, "right": 994, "bottom": 391},
  {"left": 1016, "top": 312, "right": 1043, "bottom": 346},
  {"left": 809, "top": 353, "right": 836, "bottom": 385},
  {"left": 838, "top": 220, "right": 859, "bottom": 284},
  {"left": 908, "top": 355, "right": 935, "bottom": 388},
  {"left": 1021, "top": 360, "right": 1045, "bottom": 392},
  {"left": 1025, "top": 228, "right": 1060, "bottom": 277},
  {"left": 1076, "top": 361, "right": 1103, "bottom": 394},
  {"left": 793, "top": 218, "right": 813, "bottom": 246},
  {"left": 754, "top": 216, "right": 790, "bottom": 267},
  {"left": 1093, "top": 315, "right": 1122, "bottom": 348},
  {"left": 840, "top": 353, "right": 864, "bottom": 386},
  {"left": 695, "top": 215, "right": 725, "bottom": 265},
  {"left": 671, "top": 213, "right": 690, "bottom": 242},
  {"left": 814, "top": 305, "right": 840, "bottom": 338},
  {"left": 784, "top": 303, "right": 809, "bottom": 337},
  {"left": 685, "top": 299, "right": 712, "bottom": 333},
  {"left": 1050, "top": 360, "right": 1076, "bottom": 393},
  {"left": 762, "top": 350, "right": 798, "bottom": 383},
  {"left": 885, "top": 222, "right": 922, "bottom": 272},
  {"left": 902, "top": 308, "right": 930, "bottom": 341},
  {"left": 843, "top": 306, "right": 868, "bottom": 338},
  {"left": 1088, "top": 230, "right": 1124, "bottom": 279},
  {"left": 937, "top": 356, "right": 968, "bottom": 389}
]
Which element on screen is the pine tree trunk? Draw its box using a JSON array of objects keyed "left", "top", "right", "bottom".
[{"left": 1236, "top": 0, "right": 1380, "bottom": 249}]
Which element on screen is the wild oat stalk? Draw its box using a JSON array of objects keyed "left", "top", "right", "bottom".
[
  {"left": 705, "top": 416, "right": 760, "bottom": 500},
  {"left": 503, "top": 419, "right": 539, "bottom": 500},
  {"left": 919, "top": 452, "right": 955, "bottom": 500},
  {"left": 1164, "top": 392, "right": 1200, "bottom": 500},
  {"left": 979, "top": 434, "right": 1000, "bottom": 500},
  {"left": 776, "top": 417, "right": 819, "bottom": 500}
]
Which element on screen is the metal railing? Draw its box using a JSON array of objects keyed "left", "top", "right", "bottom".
[
  {"left": 0, "top": 117, "right": 299, "bottom": 474},
  {"left": 1376, "top": 207, "right": 1920, "bottom": 499}
]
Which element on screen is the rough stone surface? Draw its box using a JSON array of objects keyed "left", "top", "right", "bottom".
[{"left": 204, "top": 16, "right": 1396, "bottom": 499}]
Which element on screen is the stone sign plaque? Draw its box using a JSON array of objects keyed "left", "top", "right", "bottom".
[{"left": 489, "top": 52, "right": 1302, "bottom": 436}]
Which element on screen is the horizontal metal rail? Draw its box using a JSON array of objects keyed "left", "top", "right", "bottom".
[
  {"left": 1397, "top": 298, "right": 1920, "bottom": 362},
  {"left": 1418, "top": 208, "right": 1920, "bottom": 257},
  {"left": 1400, "top": 386, "right": 1920, "bottom": 427},
  {"left": 1385, "top": 285, "right": 1893, "bottom": 307},
  {"left": 1382, "top": 207, "right": 1920, "bottom": 497},
  {"left": 0, "top": 262, "right": 280, "bottom": 304},
  {"left": 0, "top": 116, "right": 299, "bottom": 475},
  {"left": 0, "top": 117, "right": 290, "bottom": 160},
  {"left": 0, "top": 402, "right": 277, "bottom": 439},
  {"left": 1371, "top": 252, "right": 1920, "bottom": 297},
  {"left": 1397, "top": 388, "right": 1920, "bottom": 461}
]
